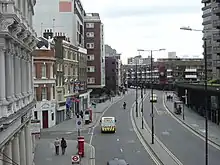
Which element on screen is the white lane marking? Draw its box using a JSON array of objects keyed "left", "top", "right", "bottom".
[
  {"left": 130, "top": 102, "right": 161, "bottom": 165},
  {"left": 127, "top": 140, "right": 135, "bottom": 143},
  {"left": 191, "top": 124, "right": 199, "bottom": 127},
  {"left": 46, "top": 158, "right": 52, "bottom": 161},
  {"left": 199, "top": 129, "right": 206, "bottom": 133},
  {"left": 153, "top": 105, "right": 160, "bottom": 115},
  {"left": 88, "top": 127, "right": 94, "bottom": 135},
  {"left": 142, "top": 109, "right": 183, "bottom": 165},
  {"left": 136, "top": 150, "right": 141, "bottom": 153},
  {"left": 89, "top": 144, "right": 96, "bottom": 165},
  {"left": 117, "top": 138, "right": 120, "bottom": 142},
  {"left": 89, "top": 96, "right": 125, "bottom": 145},
  {"left": 120, "top": 148, "right": 123, "bottom": 152},
  {"left": 162, "top": 92, "right": 220, "bottom": 151}
]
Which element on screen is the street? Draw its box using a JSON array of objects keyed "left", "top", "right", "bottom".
[
  {"left": 143, "top": 90, "right": 220, "bottom": 165},
  {"left": 91, "top": 90, "right": 156, "bottom": 165}
]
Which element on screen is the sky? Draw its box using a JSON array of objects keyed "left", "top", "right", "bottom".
[{"left": 81, "top": 0, "right": 204, "bottom": 64}]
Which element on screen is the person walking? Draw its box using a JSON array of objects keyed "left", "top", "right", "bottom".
[
  {"left": 61, "top": 137, "right": 67, "bottom": 155},
  {"left": 54, "top": 137, "right": 60, "bottom": 155}
]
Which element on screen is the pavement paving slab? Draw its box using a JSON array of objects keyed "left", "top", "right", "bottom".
[{"left": 34, "top": 139, "right": 94, "bottom": 165}]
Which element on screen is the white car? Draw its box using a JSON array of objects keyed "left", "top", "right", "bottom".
[{"left": 150, "top": 94, "right": 157, "bottom": 103}]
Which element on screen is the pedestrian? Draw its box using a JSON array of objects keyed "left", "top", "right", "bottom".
[
  {"left": 80, "top": 110, "right": 84, "bottom": 119},
  {"left": 61, "top": 137, "right": 67, "bottom": 155},
  {"left": 54, "top": 137, "right": 60, "bottom": 155}
]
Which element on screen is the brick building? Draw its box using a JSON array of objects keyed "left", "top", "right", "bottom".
[
  {"left": 33, "top": 35, "right": 57, "bottom": 129},
  {"left": 84, "top": 13, "right": 105, "bottom": 93}
]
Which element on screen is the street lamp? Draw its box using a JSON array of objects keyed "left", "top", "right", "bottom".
[
  {"left": 180, "top": 26, "right": 212, "bottom": 165},
  {"left": 137, "top": 48, "right": 166, "bottom": 144}
]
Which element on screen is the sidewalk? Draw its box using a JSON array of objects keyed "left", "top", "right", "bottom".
[
  {"left": 34, "top": 139, "right": 95, "bottom": 165},
  {"left": 41, "top": 95, "right": 124, "bottom": 133},
  {"left": 164, "top": 93, "right": 220, "bottom": 147}
]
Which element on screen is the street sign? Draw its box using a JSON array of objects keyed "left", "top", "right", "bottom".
[
  {"left": 76, "top": 118, "right": 82, "bottom": 129},
  {"left": 71, "top": 155, "right": 80, "bottom": 164}
]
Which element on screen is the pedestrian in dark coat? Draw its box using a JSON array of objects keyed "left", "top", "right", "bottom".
[{"left": 61, "top": 137, "right": 67, "bottom": 155}]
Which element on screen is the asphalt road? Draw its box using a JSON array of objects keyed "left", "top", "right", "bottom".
[
  {"left": 91, "top": 90, "right": 156, "bottom": 165},
  {"left": 144, "top": 90, "right": 220, "bottom": 165}
]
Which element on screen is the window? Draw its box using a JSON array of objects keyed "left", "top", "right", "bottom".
[
  {"left": 86, "top": 23, "right": 94, "bottom": 28},
  {"left": 33, "top": 64, "right": 36, "bottom": 78},
  {"left": 51, "top": 113, "right": 54, "bottom": 121},
  {"left": 87, "top": 54, "right": 94, "bottom": 61},
  {"left": 86, "top": 43, "right": 94, "bottom": 49},
  {"left": 41, "top": 87, "right": 47, "bottom": 100},
  {"left": 34, "top": 111, "right": 38, "bottom": 120},
  {"left": 87, "top": 66, "right": 95, "bottom": 72},
  {"left": 86, "top": 32, "right": 94, "bottom": 37},
  {"left": 41, "top": 64, "right": 46, "bottom": 78},
  {"left": 87, "top": 77, "right": 95, "bottom": 84}
]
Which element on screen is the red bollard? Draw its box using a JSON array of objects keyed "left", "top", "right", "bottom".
[{"left": 78, "top": 136, "right": 85, "bottom": 157}]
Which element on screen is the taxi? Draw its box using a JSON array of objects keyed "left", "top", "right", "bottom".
[
  {"left": 150, "top": 93, "right": 157, "bottom": 103},
  {"left": 100, "top": 117, "right": 116, "bottom": 133}
]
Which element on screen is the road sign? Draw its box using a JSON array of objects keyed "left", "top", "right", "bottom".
[
  {"left": 76, "top": 118, "right": 82, "bottom": 129},
  {"left": 71, "top": 155, "right": 80, "bottom": 163},
  {"left": 77, "top": 120, "right": 81, "bottom": 126}
]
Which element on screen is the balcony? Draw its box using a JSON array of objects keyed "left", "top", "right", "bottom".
[
  {"left": 213, "top": 33, "right": 220, "bottom": 41},
  {"left": 214, "top": 60, "right": 220, "bottom": 68},
  {"left": 213, "top": 46, "right": 220, "bottom": 54},
  {"left": 213, "top": 20, "right": 220, "bottom": 28},
  {"left": 213, "top": 4, "right": 220, "bottom": 15},
  {"left": 201, "top": 0, "right": 211, "bottom": 3}
]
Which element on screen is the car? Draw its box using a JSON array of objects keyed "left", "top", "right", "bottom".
[
  {"left": 150, "top": 93, "right": 157, "bottom": 103},
  {"left": 100, "top": 117, "right": 116, "bottom": 133},
  {"left": 107, "top": 158, "right": 129, "bottom": 165}
]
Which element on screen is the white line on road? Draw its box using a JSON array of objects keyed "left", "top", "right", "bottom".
[
  {"left": 89, "top": 144, "right": 96, "bottom": 165},
  {"left": 117, "top": 138, "right": 120, "bottom": 142},
  {"left": 130, "top": 103, "right": 161, "bottom": 165},
  {"left": 120, "top": 148, "right": 123, "bottom": 152},
  {"left": 162, "top": 92, "right": 220, "bottom": 151}
]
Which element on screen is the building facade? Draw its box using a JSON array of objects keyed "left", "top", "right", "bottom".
[
  {"left": 202, "top": 0, "right": 220, "bottom": 79},
  {"left": 124, "top": 58, "right": 205, "bottom": 88},
  {"left": 127, "top": 55, "right": 152, "bottom": 65},
  {"left": 39, "top": 30, "right": 90, "bottom": 124},
  {"left": 0, "top": 0, "right": 37, "bottom": 165},
  {"left": 105, "top": 56, "right": 119, "bottom": 93},
  {"left": 33, "top": 0, "right": 85, "bottom": 46},
  {"left": 84, "top": 13, "right": 105, "bottom": 90},
  {"left": 33, "top": 38, "right": 57, "bottom": 129}
]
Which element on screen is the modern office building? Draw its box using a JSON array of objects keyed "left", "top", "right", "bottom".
[
  {"left": 84, "top": 13, "right": 105, "bottom": 91},
  {"left": 33, "top": 0, "right": 85, "bottom": 47},
  {"left": 202, "top": 0, "right": 220, "bottom": 79},
  {"left": 127, "top": 55, "right": 152, "bottom": 65},
  {"left": 0, "top": 0, "right": 37, "bottom": 165}
]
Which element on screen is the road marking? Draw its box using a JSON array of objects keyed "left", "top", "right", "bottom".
[
  {"left": 120, "top": 148, "right": 123, "bottom": 152},
  {"left": 117, "top": 138, "right": 120, "bottom": 142},
  {"left": 191, "top": 124, "right": 199, "bottom": 127},
  {"left": 88, "top": 127, "right": 94, "bottom": 135},
  {"left": 89, "top": 144, "right": 96, "bottom": 165},
  {"left": 130, "top": 102, "right": 161, "bottom": 165},
  {"left": 46, "top": 158, "right": 52, "bottom": 161},
  {"left": 199, "top": 129, "right": 206, "bottom": 133},
  {"left": 162, "top": 93, "right": 220, "bottom": 151},
  {"left": 127, "top": 140, "right": 135, "bottom": 143},
  {"left": 129, "top": 128, "right": 134, "bottom": 131},
  {"left": 136, "top": 150, "right": 141, "bottom": 153},
  {"left": 142, "top": 112, "right": 183, "bottom": 165},
  {"left": 161, "top": 131, "right": 170, "bottom": 136},
  {"left": 89, "top": 95, "right": 125, "bottom": 145}
]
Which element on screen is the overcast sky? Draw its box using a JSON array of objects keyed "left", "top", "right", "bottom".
[{"left": 82, "top": 0, "right": 203, "bottom": 63}]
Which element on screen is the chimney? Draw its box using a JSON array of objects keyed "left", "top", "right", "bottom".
[
  {"left": 43, "top": 28, "right": 54, "bottom": 39},
  {"left": 55, "top": 31, "right": 65, "bottom": 40}
]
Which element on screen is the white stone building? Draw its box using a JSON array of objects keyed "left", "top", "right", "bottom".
[{"left": 0, "top": 0, "right": 37, "bottom": 165}]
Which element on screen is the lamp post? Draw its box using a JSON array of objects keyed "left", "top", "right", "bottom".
[
  {"left": 137, "top": 48, "right": 166, "bottom": 144},
  {"left": 180, "top": 26, "right": 214, "bottom": 165},
  {"left": 135, "top": 60, "right": 138, "bottom": 117}
]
